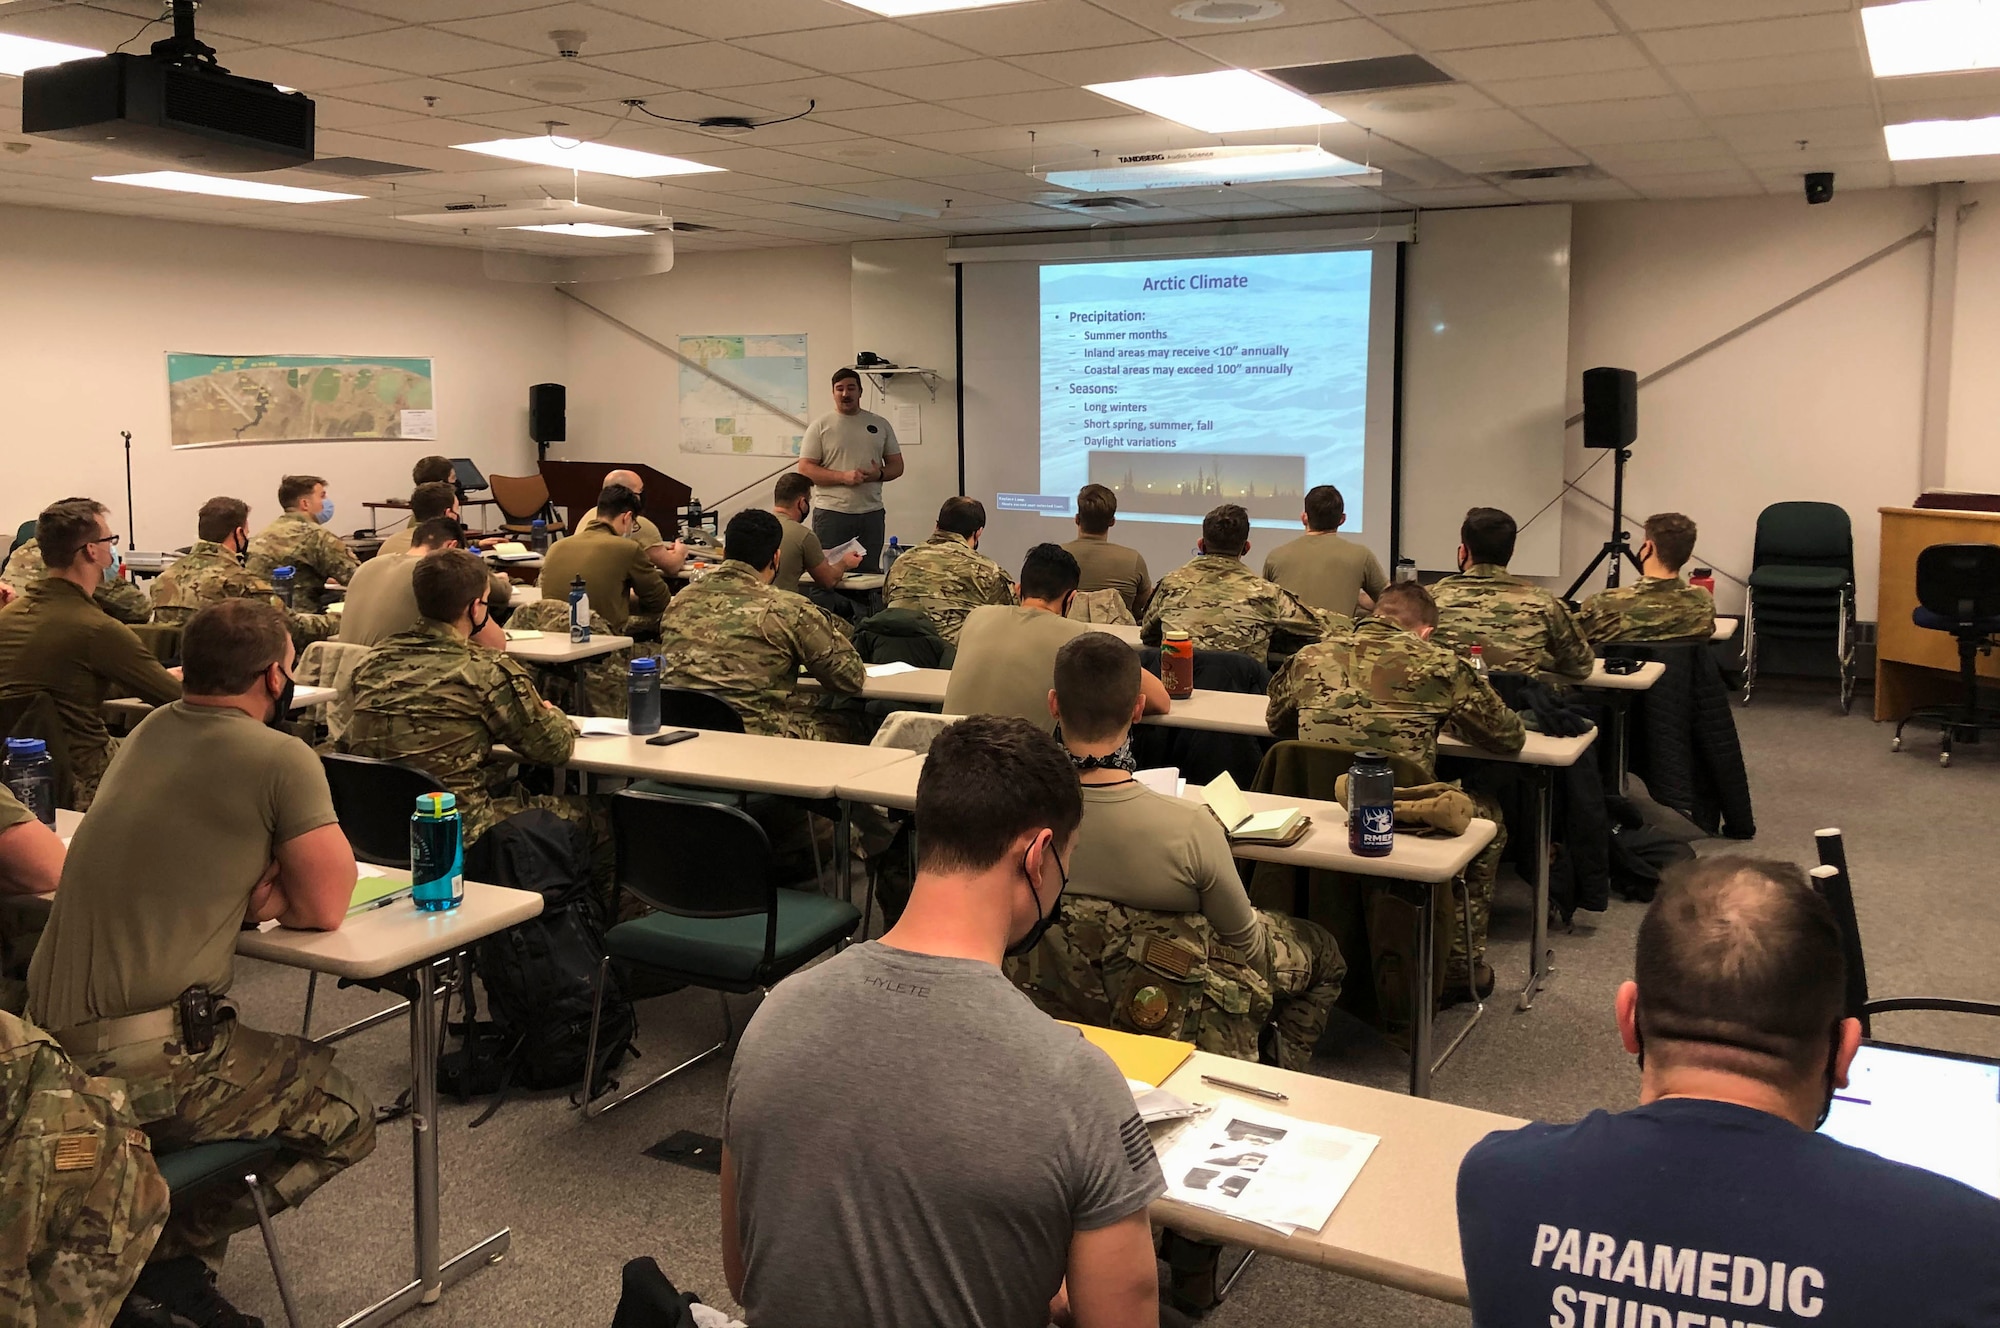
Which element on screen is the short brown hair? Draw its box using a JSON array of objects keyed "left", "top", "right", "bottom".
[
  {"left": 1643, "top": 512, "right": 1698, "bottom": 572},
  {"left": 181, "top": 599, "right": 288, "bottom": 696},
  {"left": 1053, "top": 633, "right": 1141, "bottom": 743},
  {"left": 1374, "top": 581, "right": 1438, "bottom": 631},
  {"left": 1460, "top": 507, "right": 1517, "bottom": 566},
  {"left": 1201, "top": 504, "right": 1250, "bottom": 557},
  {"left": 412, "top": 455, "right": 455, "bottom": 486},
  {"left": 278, "top": 475, "right": 325, "bottom": 510},
  {"left": 1303, "top": 485, "right": 1345, "bottom": 532},
  {"left": 1636, "top": 856, "right": 1847, "bottom": 1083},
  {"left": 410, "top": 517, "right": 463, "bottom": 551},
  {"left": 1075, "top": 484, "right": 1117, "bottom": 535},
  {"left": 197, "top": 496, "right": 250, "bottom": 545},
  {"left": 412, "top": 548, "right": 491, "bottom": 622},
  {"left": 37, "top": 498, "right": 106, "bottom": 570},
  {"left": 409, "top": 481, "right": 458, "bottom": 523},
  {"left": 596, "top": 484, "right": 644, "bottom": 520},
  {"left": 937, "top": 496, "right": 987, "bottom": 539},
  {"left": 774, "top": 473, "right": 813, "bottom": 507},
  {"left": 915, "top": 715, "right": 1082, "bottom": 875}
]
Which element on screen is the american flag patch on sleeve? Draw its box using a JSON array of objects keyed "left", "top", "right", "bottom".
[{"left": 1119, "top": 1113, "right": 1153, "bottom": 1172}]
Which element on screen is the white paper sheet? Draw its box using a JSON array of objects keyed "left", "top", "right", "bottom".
[
  {"left": 1155, "top": 1106, "right": 1378, "bottom": 1236},
  {"left": 1135, "top": 767, "right": 1185, "bottom": 798},
  {"left": 892, "top": 402, "right": 922, "bottom": 448},
  {"left": 823, "top": 536, "right": 866, "bottom": 564},
  {"left": 570, "top": 717, "right": 632, "bottom": 736},
  {"left": 865, "top": 661, "right": 919, "bottom": 677}
]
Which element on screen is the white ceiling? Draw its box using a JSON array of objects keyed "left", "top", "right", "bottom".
[{"left": 0, "top": 0, "right": 1984, "bottom": 253}]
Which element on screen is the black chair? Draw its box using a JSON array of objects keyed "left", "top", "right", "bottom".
[
  {"left": 1744, "top": 501, "right": 1857, "bottom": 712},
  {"left": 1892, "top": 543, "right": 2000, "bottom": 767},
  {"left": 153, "top": 1140, "right": 301, "bottom": 1328},
  {"left": 659, "top": 686, "right": 746, "bottom": 734},
  {"left": 580, "top": 792, "right": 860, "bottom": 1117}
]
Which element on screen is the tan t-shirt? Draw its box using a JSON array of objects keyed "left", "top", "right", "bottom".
[
  {"left": 1069, "top": 782, "right": 1263, "bottom": 952},
  {"left": 1064, "top": 534, "right": 1152, "bottom": 616},
  {"left": 942, "top": 606, "right": 1098, "bottom": 733},
  {"left": 776, "top": 512, "right": 826, "bottom": 590},
  {"left": 578, "top": 511, "right": 668, "bottom": 551},
  {"left": 27, "top": 703, "right": 340, "bottom": 1028},
  {"left": 377, "top": 528, "right": 415, "bottom": 558},
  {"left": 1261, "top": 532, "right": 1387, "bottom": 617},
  {"left": 337, "top": 551, "right": 422, "bottom": 647},
  {"left": 800, "top": 408, "right": 900, "bottom": 514}
]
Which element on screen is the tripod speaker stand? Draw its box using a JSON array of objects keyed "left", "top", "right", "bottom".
[
  {"left": 1565, "top": 366, "right": 1645, "bottom": 601},
  {"left": 1564, "top": 443, "right": 1645, "bottom": 600}
]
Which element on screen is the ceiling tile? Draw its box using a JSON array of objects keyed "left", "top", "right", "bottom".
[
  {"left": 858, "top": 59, "right": 1063, "bottom": 101},
  {"left": 163, "top": 0, "right": 404, "bottom": 45},
  {"left": 904, "top": 0, "right": 1158, "bottom": 55},
  {"left": 1187, "top": 18, "right": 1410, "bottom": 66},
  {"left": 1010, "top": 41, "right": 1224, "bottom": 83},
  {"left": 591, "top": 0, "right": 872, "bottom": 40},
  {"left": 441, "top": 58, "right": 668, "bottom": 103},
  {"left": 818, "top": 103, "right": 997, "bottom": 135},
  {"left": 944, "top": 88, "right": 1136, "bottom": 123},
  {"left": 309, "top": 95, "right": 427, "bottom": 129},
  {"left": 331, "top": 0, "right": 570, "bottom": 21},
  {"left": 1382, "top": 0, "right": 1616, "bottom": 51},
  {"left": 1085, "top": 0, "right": 1363, "bottom": 39},
  {"left": 223, "top": 46, "right": 399, "bottom": 91},
  {"left": 590, "top": 42, "right": 819, "bottom": 89},
  {"left": 1664, "top": 50, "right": 1870, "bottom": 91},
  {"left": 436, "top": 4, "right": 703, "bottom": 57},
  {"left": 710, "top": 75, "right": 915, "bottom": 114},
  {"left": 297, "top": 27, "right": 543, "bottom": 76},
  {"left": 1602, "top": 0, "right": 1854, "bottom": 30},
  {"left": 1372, "top": 106, "right": 1559, "bottom": 152},
  {"left": 1638, "top": 15, "right": 1860, "bottom": 65},
  {"left": 1584, "top": 136, "right": 1737, "bottom": 163},
  {"left": 1348, "top": 0, "right": 1518, "bottom": 15},
  {"left": 1440, "top": 36, "right": 1649, "bottom": 81},
  {"left": 1482, "top": 67, "right": 1674, "bottom": 105},
  {"left": 738, "top": 22, "right": 976, "bottom": 72},
  {"left": 340, "top": 76, "right": 543, "bottom": 117},
  {"left": 1686, "top": 80, "right": 1873, "bottom": 119},
  {"left": 1527, "top": 100, "right": 1705, "bottom": 145}
]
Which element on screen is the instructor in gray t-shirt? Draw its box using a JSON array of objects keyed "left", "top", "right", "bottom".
[
  {"left": 723, "top": 715, "right": 1166, "bottom": 1328},
  {"left": 796, "top": 366, "right": 904, "bottom": 573}
]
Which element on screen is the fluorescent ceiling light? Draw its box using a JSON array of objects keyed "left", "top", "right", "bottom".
[
  {"left": 506, "top": 222, "right": 653, "bottom": 237},
  {"left": 453, "top": 137, "right": 722, "bottom": 179},
  {"left": 1863, "top": 0, "right": 2000, "bottom": 77},
  {"left": 0, "top": 33, "right": 101, "bottom": 77},
  {"left": 1085, "top": 69, "right": 1342, "bottom": 134},
  {"left": 841, "top": 0, "right": 1035, "bottom": 13},
  {"left": 1885, "top": 114, "right": 2000, "bottom": 158},
  {"left": 93, "top": 171, "right": 364, "bottom": 203},
  {"left": 1040, "top": 144, "right": 1375, "bottom": 192}
]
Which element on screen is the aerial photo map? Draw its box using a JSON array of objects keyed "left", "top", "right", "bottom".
[{"left": 168, "top": 353, "right": 436, "bottom": 448}]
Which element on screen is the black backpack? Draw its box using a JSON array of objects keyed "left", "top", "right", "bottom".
[{"left": 441, "top": 809, "right": 637, "bottom": 1123}]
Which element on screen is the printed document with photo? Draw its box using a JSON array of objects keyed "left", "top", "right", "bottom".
[{"left": 1156, "top": 1107, "right": 1378, "bottom": 1235}]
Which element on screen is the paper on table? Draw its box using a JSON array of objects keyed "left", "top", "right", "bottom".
[
  {"left": 1135, "top": 767, "right": 1185, "bottom": 798},
  {"left": 823, "top": 536, "right": 866, "bottom": 564},
  {"left": 865, "top": 661, "right": 919, "bottom": 677},
  {"left": 1204, "top": 772, "right": 1301, "bottom": 838},
  {"left": 489, "top": 542, "right": 535, "bottom": 561},
  {"left": 504, "top": 628, "right": 545, "bottom": 641},
  {"left": 570, "top": 716, "right": 631, "bottom": 736},
  {"left": 1130, "top": 1081, "right": 1207, "bottom": 1125},
  {"left": 1156, "top": 1105, "right": 1379, "bottom": 1235}
]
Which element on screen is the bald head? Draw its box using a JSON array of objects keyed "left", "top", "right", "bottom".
[{"left": 604, "top": 469, "right": 644, "bottom": 493}]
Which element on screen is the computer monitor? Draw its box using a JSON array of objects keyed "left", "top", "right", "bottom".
[
  {"left": 451, "top": 458, "right": 487, "bottom": 495},
  {"left": 1819, "top": 1039, "right": 2000, "bottom": 1198}
]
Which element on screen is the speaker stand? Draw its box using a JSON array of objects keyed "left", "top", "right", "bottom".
[{"left": 1564, "top": 445, "right": 1645, "bottom": 601}]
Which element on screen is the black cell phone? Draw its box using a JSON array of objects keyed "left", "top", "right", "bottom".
[{"left": 646, "top": 729, "right": 700, "bottom": 747}]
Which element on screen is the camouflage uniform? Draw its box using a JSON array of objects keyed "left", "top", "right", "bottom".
[
  {"left": 1577, "top": 574, "right": 1716, "bottom": 644},
  {"left": 0, "top": 1010, "right": 168, "bottom": 1328},
  {"left": 0, "top": 541, "right": 149, "bottom": 625},
  {"left": 1267, "top": 616, "right": 1525, "bottom": 982},
  {"left": 244, "top": 510, "right": 359, "bottom": 614},
  {"left": 880, "top": 531, "right": 1014, "bottom": 645},
  {"left": 148, "top": 540, "right": 335, "bottom": 650},
  {"left": 1431, "top": 563, "right": 1594, "bottom": 686},
  {"left": 1007, "top": 897, "right": 1345, "bottom": 1072},
  {"left": 507, "top": 597, "right": 630, "bottom": 719},
  {"left": 1141, "top": 554, "right": 1346, "bottom": 658},
  {"left": 657, "top": 561, "right": 866, "bottom": 740},
  {"left": 75, "top": 1016, "right": 374, "bottom": 1269}
]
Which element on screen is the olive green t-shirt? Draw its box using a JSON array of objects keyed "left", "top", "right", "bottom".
[
  {"left": 776, "top": 512, "right": 826, "bottom": 590},
  {"left": 942, "top": 606, "right": 1098, "bottom": 733},
  {"left": 1261, "top": 532, "right": 1387, "bottom": 618},
  {"left": 799, "top": 409, "right": 900, "bottom": 514},
  {"left": 336, "top": 551, "right": 422, "bottom": 647},
  {"left": 1069, "top": 782, "right": 1263, "bottom": 952},
  {"left": 1063, "top": 534, "right": 1152, "bottom": 616},
  {"left": 26, "top": 703, "right": 339, "bottom": 1028},
  {"left": 0, "top": 785, "right": 30, "bottom": 833}
]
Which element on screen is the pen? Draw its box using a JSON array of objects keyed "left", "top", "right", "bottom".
[{"left": 1200, "top": 1074, "right": 1289, "bottom": 1102}]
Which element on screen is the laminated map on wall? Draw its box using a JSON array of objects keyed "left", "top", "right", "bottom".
[
  {"left": 677, "top": 333, "right": 809, "bottom": 457},
  {"left": 168, "top": 353, "right": 437, "bottom": 448}
]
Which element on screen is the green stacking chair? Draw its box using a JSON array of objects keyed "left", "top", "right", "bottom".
[
  {"left": 1744, "top": 501, "right": 1856, "bottom": 712},
  {"left": 151, "top": 1140, "right": 301, "bottom": 1328}
]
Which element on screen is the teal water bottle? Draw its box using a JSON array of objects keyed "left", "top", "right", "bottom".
[{"left": 410, "top": 792, "right": 464, "bottom": 911}]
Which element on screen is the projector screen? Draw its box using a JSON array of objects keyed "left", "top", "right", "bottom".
[{"left": 960, "top": 242, "right": 1399, "bottom": 581}]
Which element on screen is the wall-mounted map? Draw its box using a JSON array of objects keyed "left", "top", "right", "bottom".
[
  {"left": 678, "top": 334, "right": 808, "bottom": 457},
  {"left": 168, "top": 353, "right": 437, "bottom": 448}
]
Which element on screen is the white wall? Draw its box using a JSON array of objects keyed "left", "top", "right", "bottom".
[
  {"left": 1946, "top": 182, "right": 2000, "bottom": 495},
  {"left": 0, "top": 204, "right": 564, "bottom": 551},
  {"left": 851, "top": 238, "right": 961, "bottom": 548}
]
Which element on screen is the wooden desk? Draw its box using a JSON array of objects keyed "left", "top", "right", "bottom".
[
  {"left": 503, "top": 632, "right": 632, "bottom": 664},
  {"left": 1151, "top": 1050, "right": 1521, "bottom": 1302},
  {"left": 1876, "top": 506, "right": 2000, "bottom": 721}
]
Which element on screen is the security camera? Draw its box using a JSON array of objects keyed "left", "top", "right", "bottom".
[{"left": 1804, "top": 172, "right": 1834, "bottom": 205}]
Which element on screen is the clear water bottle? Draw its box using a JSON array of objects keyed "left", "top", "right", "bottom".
[
  {"left": 567, "top": 575, "right": 591, "bottom": 644},
  {"left": 882, "top": 536, "right": 903, "bottom": 578},
  {"left": 627, "top": 656, "right": 662, "bottom": 735},
  {"left": 271, "top": 565, "right": 296, "bottom": 609},
  {"left": 1346, "top": 748, "right": 1395, "bottom": 858},
  {"left": 2, "top": 737, "right": 56, "bottom": 828},
  {"left": 410, "top": 791, "right": 464, "bottom": 912},
  {"left": 1469, "top": 644, "right": 1487, "bottom": 677},
  {"left": 1393, "top": 557, "right": 1418, "bottom": 585},
  {"left": 529, "top": 518, "right": 548, "bottom": 555}
]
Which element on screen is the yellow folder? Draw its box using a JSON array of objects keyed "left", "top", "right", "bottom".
[{"left": 1060, "top": 1022, "right": 1194, "bottom": 1088}]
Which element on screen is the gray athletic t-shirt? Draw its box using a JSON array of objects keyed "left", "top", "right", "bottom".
[
  {"left": 799, "top": 408, "right": 900, "bottom": 514},
  {"left": 726, "top": 941, "right": 1165, "bottom": 1328}
]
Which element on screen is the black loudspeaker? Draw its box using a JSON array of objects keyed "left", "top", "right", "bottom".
[
  {"left": 529, "top": 382, "right": 566, "bottom": 444},
  {"left": 1581, "top": 367, "right": 1637, "bottom": 450}
]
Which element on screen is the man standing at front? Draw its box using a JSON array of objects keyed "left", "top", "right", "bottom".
[
  {"left": 27, "top": 599, "right": 374, "bottom": 1328},
  {"left": 245, "top": 475, "right": 358, "bottom": 614},
  {"left": 796, "top": 367, "right": 903, "bottom": 573}
]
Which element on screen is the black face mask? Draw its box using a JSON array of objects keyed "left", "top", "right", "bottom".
[
  {"left": 1005, "top": 836, "right": 1069, "bottom": 959},
  {"left": 1813, "top": 1022, "right": 1844, "bottom": 1130},
  {"left": 267, "top": 667, "right": 295, "bottom": 731},
  {"left": 232, "top": 532, "right": 249, "bottom": 566},
  {"left": 469, "top": 602, "right": 490, "bottom": 638}
]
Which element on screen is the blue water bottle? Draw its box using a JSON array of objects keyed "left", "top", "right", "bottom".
[
  {"left": 529, "top": 518, "right": 548, "bottom": 554},
  {"left": 1347, "top": 749, "right": 1395, "bottom": 858},
  {"left": 410, "top": 792, "right": 464, "bottom": 911},
  {"left": 2, "top": 738, "right": 56, "bottom": 827},
  {"left": 271, "top": 565, "right": 296, "bottom": 609},
  {"left": 567, "top": 575, "right": 591, "bottom": 644},
  {"left": 627, "top": 656, "right": 662, "bottom": 734}
]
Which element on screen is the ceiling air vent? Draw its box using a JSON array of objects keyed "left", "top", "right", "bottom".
[
  {"left": 1485, "top": 164, "right": 1603, "bottom": 183},
  {"left": 302, "top": 156, "right": 431, "bottom": 177},
  {"left": 1265, "top": 55, "right": 1453, "bottom": 98}
]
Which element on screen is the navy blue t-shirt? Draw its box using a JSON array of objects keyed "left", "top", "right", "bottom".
[{"left": 1457, "top": 1098, "right": 2000, "bottom": 1328}]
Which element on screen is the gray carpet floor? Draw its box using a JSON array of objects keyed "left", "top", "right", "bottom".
[{"left": 209, "top": 680, "right": 2000, "bottom": 1327}]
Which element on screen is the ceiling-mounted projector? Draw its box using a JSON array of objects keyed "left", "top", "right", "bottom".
[{"left": 1035, "top": 144, "right": 1378, "bottom": 193}]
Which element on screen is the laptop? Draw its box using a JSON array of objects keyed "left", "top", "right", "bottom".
[{"left": 1818, "top": 1039, "right": 2000, "bottom": 1198}]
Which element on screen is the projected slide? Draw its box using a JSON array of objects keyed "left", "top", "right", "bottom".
[{"left": 1020, "top": 250, "right": 1372, "bottom": 529}]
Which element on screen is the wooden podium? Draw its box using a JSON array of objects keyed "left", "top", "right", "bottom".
[
  {"left": 537, "top": 461, "right": 691, "bottom": 536},
  {"left": 1874, "top": 505, "right": 2000, "bottom": 721}
]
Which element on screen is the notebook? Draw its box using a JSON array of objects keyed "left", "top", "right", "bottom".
[
  {"left": 1204, "top": 772, "right": 1306, "bottom": 842},
  {"left": 348, "top": 865, "right": 412, "bottom": 914},
  {"left": 488, "top": 541, "right": 536, "bottom": 561}
]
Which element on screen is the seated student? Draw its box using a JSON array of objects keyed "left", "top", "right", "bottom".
[
  {"left": 338, "top": 518, "right": 504, "bottom": 649},
  {"left": 245, "top": 474, "right": 358, "bottom": 614},
  {"left": 1142, "top": 503, "right": 1340, "bottom": 659},
  {"left": 150, "top": 495, "right": 337, "bottom": 649},
  {"left": 27, "top": 599, "right": 374, "bottom": 1328},
  {"left": 573, "top": 468, "right": 688, "bottom": 578},
  {"left": 723, "top": 714, "right": 1165, "bottom": 1328},
  {"left": 0, "top": 499, "right": 181, "bottom": 811},
  {"left": 411, "top": 454, "right": 457, "bottom": 488},
  {"left": 656, "top": 508, "right": 864, "bottom": 741},
  {"left": 882, "top": 496, "right": 1015, "bottom": 645},
  {"left": 945, "top": 543, "right": 1169, "bottom": 733},
  {"left": 1430, "top": 506, "right": 1593, "bottom": 686},
  {"left": 1012, "top": 632, "right": 1344, "bottom": 1070},
  {"left": 0, "top": 510, "right": 151, "bottom": 624},
  {"left": 538, "top": 484, "right": 671, "bottom": 637},
  {"left": 1063, "top": 483, "right": 1152, "bottom": 617},
  {"left": 377, "top": 480, "right": 460, "bottom": 558},
  {"left": 1458, "top": 856, "right": 2000, "bottom": 1327},
  {"left": 1260, "top": 484, "right": 1387, "bottom": 618},
  {"left": 772, "top": 472, "right": 863, "bottom": 621},
  {"left": 1578, "top": 511, "right": 1716, "bottom": 644}
]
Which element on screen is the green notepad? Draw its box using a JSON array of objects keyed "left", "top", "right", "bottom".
[
  {"left": 1205, "top": 772, "right": 1307, "bottom": 842},
  {"left": 348, "top": 870, "right": 412, "bottom": 915}
]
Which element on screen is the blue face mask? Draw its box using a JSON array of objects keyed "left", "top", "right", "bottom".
[
  {"left": 103, "top": 543, "right": 123, "bottom": 583},
  {"left": 316, "top": 498, "right": 336, "bottom": 525}
]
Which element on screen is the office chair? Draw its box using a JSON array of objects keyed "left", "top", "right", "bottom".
[{"left": 1892, "top": 543, "right": 2000, "bottom": 766}]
